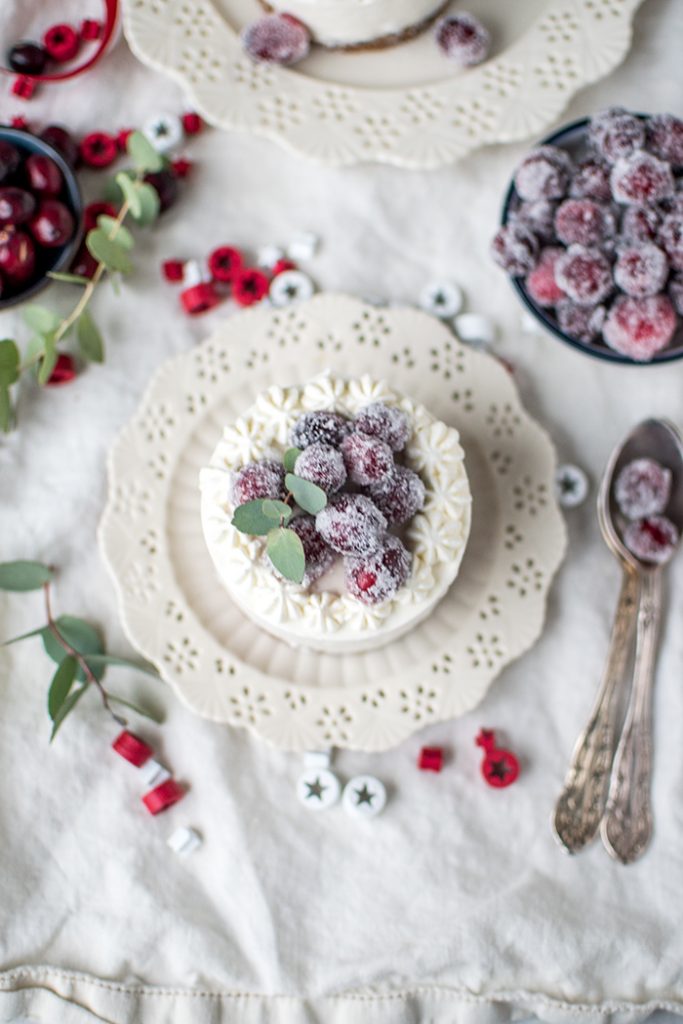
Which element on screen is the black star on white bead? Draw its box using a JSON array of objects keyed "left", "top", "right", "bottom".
[
  {"left": 305, "top": 776, "right": 327, "bottom": 801},
  {"left": 354, "top": 783, "right": 375, "bottom": 806}
]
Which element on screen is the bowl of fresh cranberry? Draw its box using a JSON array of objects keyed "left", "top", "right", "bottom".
[
  {"left": 0, "top": 126, "right": 82, "bottom": 308},
  {"left": 492, "top": 109, "right": 683, "bottom": 365}
]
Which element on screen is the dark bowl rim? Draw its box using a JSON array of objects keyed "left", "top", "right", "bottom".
[
  {"left": 500, "top": 113, "right": 683, "bottom": 368},
  {"left": 0, "top": 126, "right": 84, "bottom": 311}
]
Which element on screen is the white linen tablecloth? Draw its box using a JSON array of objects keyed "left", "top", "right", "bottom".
[{"left": 1, "top": 2, "right": 683, "bottom": 1021}]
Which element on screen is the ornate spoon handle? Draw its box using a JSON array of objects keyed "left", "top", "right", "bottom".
[
  {"left": 553, "top": 568, "right": 639, "bottom": 854},
  {"left": 601, "top": 569, "right": 662, "bottom": 864}
]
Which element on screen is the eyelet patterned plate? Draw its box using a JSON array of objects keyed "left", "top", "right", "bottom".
[
  {"left": 99, "top": 294, "right": 567, "bottom": 751},
  {"left": 122, "top": 0, "right": 643, "bottom": 169}
]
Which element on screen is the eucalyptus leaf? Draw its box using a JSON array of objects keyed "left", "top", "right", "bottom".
[
  {"left": 232, "top": 499, "right": 281, "bottom": 536},
  {"left": 266, "top": 527, "right": 305, "bottom": 584},
  {"left": 262, "top": 499, "right": 293, "bottom": 523},
  {"left": 96, "top": 215, "right": 134, "bottom": 250},
  {"left": 0, "top": 560, "right": 53, "bottom": 591},
  {"left": 86, "top": 229, "right": 133, "bottom": 275},
  {"left": 108, "top": 694, "right": 164, "bottom": 724},
  {"left": 114, "top": 171, "right": 142, "bottom": 218},
  {"left": 82, "top": 653, "right": 159, "bottom": 678},
  {"left": 127, "top": 130, "right": 164, "bottom": 173},
  {"left": 284, "top": 473, "right": 327, "bottom": 515},
  {"left": 283, "top": 447, "right": 302, "bottom": 473},
  {"left": 47, "top": 654, "right": 78, "bottom": 721},
  {"left": 0, "top": 386, "right": 10, "bottom": 433},
  {"left": 37, "top": 336, "right": 57, "bottom": 387},
  {"left": 23, "top": 305, "right": 61, "bottom": 334},
  {"left": 0, "top": 338, "right": 19, "bottom": 387},
  {"left": 77, "top": 310, "right": 104, "bottom": 363},
  {"left": 41, "top": 616, "right": 105, "bottom": 682},
  {"left": 130, "top": 182, "right": 160, "bottom": 226},
  {"left": 50, "top": 684, "right": 88, "bottom": 742},
  {"left": 2, "top": 624, "right": 47, "bottom": 646},
  {"left": 47, "top": 271, "right": 90, "bottom": 286}
]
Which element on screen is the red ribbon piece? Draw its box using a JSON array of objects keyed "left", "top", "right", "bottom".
[
  {"left": 418, "top": 746, "right": 444, "bottom": 772},
  {"left": 112, "top": 729, "right": 153, "bottom": 767},
  {"left": 475, "top": 729, "right": 520, "bottom": 788},
  {"left": 142, "top": 779, "right": 186, "bottom": 815}
]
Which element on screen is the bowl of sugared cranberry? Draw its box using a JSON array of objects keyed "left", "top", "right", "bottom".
[
  {"left": 492, "top": 109, "right": 683, "bottom": 364},
  {"left": 0, "top": 127, "right": 82, "bottom": 308}
]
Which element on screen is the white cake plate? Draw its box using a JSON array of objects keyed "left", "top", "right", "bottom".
[
  {"left": 99, "top": 294, "right": 566, "bottom": 751},
  {"left": 123, "top": 0, "right": 643, "bottom": 168}
]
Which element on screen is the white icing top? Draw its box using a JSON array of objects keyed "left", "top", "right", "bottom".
[{"left": 267, "top": 0, "right": 445, "bottom": 47}]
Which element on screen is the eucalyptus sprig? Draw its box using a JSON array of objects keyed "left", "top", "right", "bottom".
[
  {"left": 0, "top": 560, "right": 161, "bottom": 741},
  {"left": 0, "top": 131, "right": 164, "bottom": 433},
  {"left": 231, "top": 448, "right": 328, "bottom": 584}
]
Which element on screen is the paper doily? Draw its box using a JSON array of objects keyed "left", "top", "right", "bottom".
[
  {"left": 123, "top": 0, "right": 643, "bottom": 168},
  {"left": 100, "top": 294, "right": 566, "bottom": 751}
]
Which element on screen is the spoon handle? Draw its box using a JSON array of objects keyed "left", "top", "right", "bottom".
[
  {"left": 601, "top": 569, "right": 662, "bottom": 865},
  {"left": 553, "top": 568, "right": 639, "bottom": 854}
]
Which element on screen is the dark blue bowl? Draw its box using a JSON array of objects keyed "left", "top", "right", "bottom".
[
  {"left": 0, "top": 126, "right": 83, "bottom": 309},
  {"left": 500, "top": 115, "right": 683, "bottom": 366}
]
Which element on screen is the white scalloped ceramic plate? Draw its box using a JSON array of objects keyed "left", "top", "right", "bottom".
[
  {"left": 99, "top": 294, "right": 566, "bottom": 751},
  {"left": 123, "top": 0, "right": 643, "bottom": 168}
]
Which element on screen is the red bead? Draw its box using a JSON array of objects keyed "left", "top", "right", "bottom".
[
  {"left": 163, "top": 259, "right": 184, "bottom": 282},
  {"left": 171, "top": 157, "right": 192, "bottom": 178},
  {"left": 43, "top": 24, "right": 80, "bottom": 62},
  {"left": 116, "top": 128, "right": 134, "bottom": 151},
  {"left": 80, "top": 19, "right": 103, "bottom": 40},
  {"left": 112, "top": 729, "right": 153, "bottom": 766},
  {"left": 142, "top": 778, "right": 186, "bottom": 815},
  {"left": 181, "top": 282, "right": 221, "bottom": 315},
  {"left": 232, "top": 267, "right": 270, "bottom": 306},
  {"left": 45, "top": 353, "right": 77, "bottom": 387},
  {"left": 208, "top": 245, "right": 243, "bottom": 283},
  {"left": 418, "top": 746, "right": 443, "bottom": 772},
  {"left": 10, "top": 115, "right": 29, "bottom": 131},
  {"left": 11, "top": 76, "right": 37, "bottom": 100},
  {"left": 476, "top": 729, "right": 520, "bottom": 788},
  {"left": 182, "top": 112, "right": 203, "bottom": 135},
  {"left": 83, "top": 201, "right": 116, "bottom": 232},
  {"left": 79, "top": 132, "right": 118, "bottom": 169},
  {"left": 272, "top": 258, "right": 297, "bottom": 276}
]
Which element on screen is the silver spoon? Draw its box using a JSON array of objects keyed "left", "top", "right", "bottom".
[{"left": 600, "top": 419, "right": 683, "bottom": 864}]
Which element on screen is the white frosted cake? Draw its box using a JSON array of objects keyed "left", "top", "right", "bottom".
[
  {"left": 199, "top": 372, "right": 471, "bottom": 654},
  {"left": 264, "top": 0, "right": 448, "bottom": 48}
]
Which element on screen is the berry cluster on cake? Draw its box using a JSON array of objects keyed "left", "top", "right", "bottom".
[
  {"left": 200, "top": 372, "right": 471, "bottom": 654},
  {"left": 259, "top": 0, "right": 448, "bottom": 50}
]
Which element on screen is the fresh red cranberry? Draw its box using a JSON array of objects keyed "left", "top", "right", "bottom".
[
  {"left": 589, "top": 107, "right": 645, "bottom": 163},
  {"left": 293, "top": 443, "right": 347, "bottom": 494},
  {"left": 7, "top": 41, "right": 48, "bottom": 76},
  {"left": 354, "top": 402, "right": 409, "bottom": 452},
  {"left": 341, "top": 431, "right": 394, "bottom": 487},
  {"left": 345, "top": 535, "right": 412, "bottom": 605},
  {"left": 83, "top": 201, "right": 117, "bottom": 232},
  {"left": 29, "top": 199, "right": 75, "bottom": 248},
  {"left": 290, "top": 410, "right": 350, "bottom": 450},
  {"left": 603, "top": 294, "right": 677, "bottom": 361},
  {"left": 369, "top": 465, "right": 425, "bottom": 526},
  {"left": 514, "top": 146, "right": 572, "bottom": 202},
  {"left": 208, "top": 246, "right": 243, "bottom": 283},
  {"left": 0, "top": 187, "right": 36, "bottom": 225},
  {"left": 242, "top": 15, "right": 311, "bottom": 65},
  {"left": 272, "top": 514, "right": 335, "bottom": 587},
  {"left": 143, "top": 170, "right": 179, "bottom": 212},
  {"left": 232, "top": 459, "right": 285, "bottom": 505},
  {"left": 232, "top": 267, "right": 270, "bottom": 306},
  {"left": 615, "top": 458, "right": 671, "bottom": 520},
  {"left": 491, "top": 223, "right": 539, "bottom": 276},
  {"left": 40, "top": 125, "right": 79, "bottom": 168},
  {"left": 0, "top": 227, "right": 36, "bottom": 284},
  {"left": 435, "top": 13, "right": 490, "bottom": 67},
  {"left": 0, "top": 141, "right": 21, "bottom": 184},
  {"left": 43, "top": 24, "right": 80, "bottom": 63},
  {"left": 24, "top": 154, "right": 63, "bottom": 196},
  {"left": 79, "top": 132, "right": 118, "bottom": 169},
  {"left": 45, "top": 353, "right": 77, "bottom": 387},
  {"left": 525, "top": 246, "right": 566, "bottom": 308},
  {"left": 315, "top": 492, "right": 387, "bottom": 557},
  {"left": 70, "top": 243, "right": 98, "bottom": 279}
]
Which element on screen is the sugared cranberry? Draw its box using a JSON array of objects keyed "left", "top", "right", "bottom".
[
  {"left": 0, "top": 141, "right": 21, "bottom": 184},
  {"left": 435, "top": 13, "right": 490, "bottom": 67},
  {"left": 623, "top": 515, "right": 679, "bottom": 564},
  {"left": 0, "top": 227, "right": 36, "bottom": 284},
  {"left": 24, "top": 154, "right": 63, "bottom": 196},
  {"left": 511, "top": 199, "right": 557, "bottom": 242},
  {"left": 7, "top": 41, "right": 48, "bottom": 76},
  {"left": 603, "top": 294, "right": 677, "bottom": 360},
  {"left": 658, "top": 213, "right": 683, "bottom": 271},
  {"left": 232, "top": 459, "right": 285, "bottom": 505},
  {"left": 242, "top": 14, "right": 311, "bottom": 65},
  {"left": 525, "top": 246, "right": 566, "bottom": 308},
  {"left": 589, "top": 108, "right": 645, "bottom": 163},
  {"left": 315, "top": 492, "right": 386, "bottom": 558},
  {"left": 341, "top": 431, "right": 394, "bottom": 487},
  {"left": 613, "top": 244, "right": 668, "bottom": 298},
  {"left": 345, "top": 535, "right": 412, "bottom": 605},
  {"left": 29, "top": 199, "right": 75, "bottom": 248},
  {"left": 273, "top": 514, "right": 335, "bottom": 587},
  {"left": 514, "top": 146, "right": 572, "bottom": 202},
  {"left": 353, "top": 402, "right": 410, "bottom": 452},
  {"left": 208, "top": 246, "right": 243, "bottom": 283},
  {"left": 70, "top": 243, "right": 98, "bottom": 279},
  {"left": 569, "top": 158, "right": 612, "bottom": 202},
  {"left": 45, "top": 353, "right": 77, "bottom": 387},
  {"left": 43, "top": 24, "right": 79, "bottom": 62},
  {"left": 611, "top": 152, "right": 674, "bottom": 206},
  {"left": 80, "top": 132, "right": 118, "bottom": 169},
  {"left": 369, "top": 465, "right": 425, "bottom": 526},
  {"left": 290, "top": 410, "right": 350, "bottom": 450},
  {"left": 556, "top": 300, "right": 606, "bottom": 343},
  {"left": 144, "top": 170, "right": 179, "bottom": 212},
  {"left": 83, "top": 201, "right": 117, "bottom": 232},
  {"left": 0, "top": 187, "right": 36, "bottom": 225},
  {"left": 621, "top": 205, "right": 661, "bottom": 244},
  {"left": 490, "top": 222, "right": 539, "bottom": 276},
  {"left": 232, "top": 267, "right": 269, "bottom": 306},
  {"left": 293, "top": 443, "right": 346, "bottom": 494},
  {"left": 554, "top": 198, "right": 614, "bottom": 247},
  {"left": 555, "top": 245, "right": 613, "bottom": 306},
  {"left": 40, "top": 125, "right": 79, "bottom": 168},
  {"left": 646, "top": 113, "right": 683, "bottom": 167},
  {"left": 669, "top": 273, "right": 683, "bottom": 315},
  {"left": 615, "top": 458, "right": 672, "bottom": 520}
]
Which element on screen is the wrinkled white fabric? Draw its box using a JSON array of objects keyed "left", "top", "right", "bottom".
[{"left": 1, "top": 2, "right": 683, "bottom": 1022}]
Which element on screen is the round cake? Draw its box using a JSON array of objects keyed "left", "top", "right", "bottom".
[
  {"left": 264, "top": 0, "right": 448, "bottom": 49},
  {"left": 199, "top": 372, "right": 471, "bottom": 654}
]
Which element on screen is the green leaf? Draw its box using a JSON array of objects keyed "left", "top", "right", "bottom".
[
  {"left": 50, "top": 684, "right": 89, "bottom": 742},
  {"left": 47, "top": 654, "right": 78, "bottom": 721},
  {"left": 0, "top": 560, "right": 53, "bottom": 591},
  {"left": 37, "top": 335, "right": 57, "bottom": 387},
  {"left": 1, "top": 624, "right": 46, "bottom": 646},
  {"left": 23, "top": 305, "right": 61, "bottom": 334},
  {"left": 127, "top": 130, "right": 164, "bottom": 173},
  {"left": 114, "top": 171, "right": 142, "bottom": 218},
  {"left": 86, "top": 229, "right": 133, "bottom": 275},
  {"left": 232, "top": 500, "right": 282, "bottom": 536},
  {"left": 41, "top": 616, "right": 105, "bottom": 682},
  {"left": 267, "top": 527, "right": 305, "bottom": 584},
  {"left": 104, "top": 169, "right": 132, "bottom": 204},
  {"left": 262, "top": 499, "right": 293, "bottom": 523},
  {"left": 97, "top": 215, "right": 134, "bottom": 250},
  {"left": 108, "top": 694, "right": 163, "bottom": 723},
  {"left": 130, "top": 182, "right": 159, "bottom": 226},
  {"left": 47, "top": 270, "right": 90, "bottom": 286},
  {"left": 283, "top": 447, "right": 302, "bottom": 473},
  {"left": 82, "top": 653, "right": 159, "bottom": 678},
  {"left": 285, "top": 473, "right": 327, "bottom": 515},
  {"left": 77, "top": 310, "right": 104, "bottom": 363},
  {"left": 0, "top": 386, "right": 10, "bottom": 433},
  {"left": 0, "top": 338, "right": 20, "bottom": 387}
]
